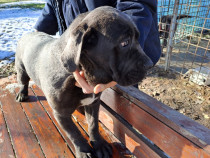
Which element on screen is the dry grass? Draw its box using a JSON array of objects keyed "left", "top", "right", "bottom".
[{"left": 0, "top": 0, "right": 28, "bottom": 4}]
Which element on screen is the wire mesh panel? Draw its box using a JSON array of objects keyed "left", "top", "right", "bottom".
[{"left": 158, "top": 0, "right": 210, "bottom": 85}]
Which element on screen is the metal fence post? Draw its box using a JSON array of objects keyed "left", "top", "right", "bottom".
[{"left": 165, "top": 0, "right": 180, "bottom": 71}]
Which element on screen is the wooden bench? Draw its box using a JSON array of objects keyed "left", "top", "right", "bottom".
[{"left": 0, "top": 81, "right": 209, "bottom": 158}]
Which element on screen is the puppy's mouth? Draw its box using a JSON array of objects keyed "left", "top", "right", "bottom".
[
  {"left": 78, "top": 65, "right": 95, "bottom": 87},
  {"left": 79, "top": 64, "right": 112, "bottom": 87},
  {"left": 79, "top": 52, "right": 114, "bottom": 87},
  {"left": 114, "top": 69, "right": 147, "bottom": 86},
  {"left": 83, "top": 70, "right": 97, "bottom": 87}
]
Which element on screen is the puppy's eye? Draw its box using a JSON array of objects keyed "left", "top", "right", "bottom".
[{"left": 121, "top": 40, "right": 129, "bottom": 47}]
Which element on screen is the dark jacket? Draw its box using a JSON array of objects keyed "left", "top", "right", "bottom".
[{"left": 34, "top": 0, "right": 161, "bottom": 64}]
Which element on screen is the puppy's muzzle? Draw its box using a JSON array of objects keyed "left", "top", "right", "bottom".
[{"left": 142, "top": 58, "right": 153, "bottom": 70}]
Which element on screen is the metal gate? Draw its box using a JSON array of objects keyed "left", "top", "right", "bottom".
[{"left": 158, "top": 0, "right": 210, "bottom": 85}]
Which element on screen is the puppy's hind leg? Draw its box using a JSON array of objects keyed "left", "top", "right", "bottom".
[{"left": 16, "top": 67, "right": 30, "bottom": 102}]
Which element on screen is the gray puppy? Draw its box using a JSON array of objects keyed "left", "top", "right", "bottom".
[{"left": 15, "top": 6, "right": 153, "bottom": 158}]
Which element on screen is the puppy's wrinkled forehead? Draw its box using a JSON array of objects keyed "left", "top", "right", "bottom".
[{"left": 84, "top": 6, "right": 138, "bottom": 41}]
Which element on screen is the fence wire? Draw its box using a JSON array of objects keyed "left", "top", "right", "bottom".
[{"left": 158, "top": 0, "right": 210, "bottom": 85}]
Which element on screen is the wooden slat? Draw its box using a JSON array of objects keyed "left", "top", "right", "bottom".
[
  {"left": 31, "top": 85, "right": 163, "bottom": 158},
  {"left": 101, "top": 86, "right": 210, "bottom": 158},
  {"left": 3, "top": 80, "right": 208, "bottom": 157},
  {"left": 99, "top": 105, "right": 161, "bottom": 158},
  {"left": 73, "top": 110, "right": 133, "bottom": 158},
  {"left": 0, "top": 106, "right": 15, "bottom": 158},
  {"left": 32, "top": 85, "right": 133, "bottom": 158},
  {"left": 31, "top": 85, "right": 78, "bottom": 154},
  {"left": 15, "top": 88, "right": 75, "bottom": 157},
  {"left": 0, "top": 90, "right": 44, "bottom": 158},
  {"left": 32, "top": 85, "right": 94, "bottom": 154},
  {"left": 114, "top": 86, "right": 210, "bottom": 149}
]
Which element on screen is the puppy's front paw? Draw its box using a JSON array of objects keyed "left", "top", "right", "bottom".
[
  {"left": 91, "top": 140, "right": 112, "bottom": 158},
  {"left": 16, "top": 92, "right": 28, "bottom": 102}
]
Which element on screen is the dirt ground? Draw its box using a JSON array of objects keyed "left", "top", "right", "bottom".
[
  {"left": 0, "top": 62, "right": 209, "bottom": 129},
  {"left": 139, "top": 66, "right": 210, "bottom": 129}
]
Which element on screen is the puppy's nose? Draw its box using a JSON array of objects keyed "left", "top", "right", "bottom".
[{"left": 144, "top": 59, "right": 153, "bottom": 70}]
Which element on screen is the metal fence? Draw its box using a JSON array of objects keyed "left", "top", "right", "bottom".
[{"left": 157, "top": 0, "right": 210, "bottom": 85}]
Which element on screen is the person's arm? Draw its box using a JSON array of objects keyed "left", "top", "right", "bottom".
[
  {"left": 34, "top": 0, "right": 58, "bottom": 35},
  {"left": 116, "top": 0, "right": 161, "bottom": 65}
]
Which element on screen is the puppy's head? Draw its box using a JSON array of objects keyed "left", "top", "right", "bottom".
[{"left": 61, "top": 6, "right": 153, "bottom": 86}]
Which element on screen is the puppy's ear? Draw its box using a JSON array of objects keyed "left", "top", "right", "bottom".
[{"left": 61, "top": 23, "right": 95, "bottom": 72}]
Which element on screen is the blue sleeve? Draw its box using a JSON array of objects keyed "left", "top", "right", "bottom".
[
  {"left": 34, "top": 0, "right": 58, "bottom": 35},
  {"left": 116, "top": 0, "right": 161, "bottom": 65}
]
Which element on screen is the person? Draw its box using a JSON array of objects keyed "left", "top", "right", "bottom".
[{"left": 34, "top": 0, "right": 161, "bottom": 94}]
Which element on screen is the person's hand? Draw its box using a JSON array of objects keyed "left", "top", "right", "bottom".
[{"left": 73, "top": 70, "right": 117, "bottom": 94}]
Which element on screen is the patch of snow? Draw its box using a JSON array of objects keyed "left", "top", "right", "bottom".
[
  {"left": 9, "top": 56, "right": 15, "bottom": 60},
  {"left": 0, "top": 60, "right": 13, "bottom": 68},
  {"left": 4, "top": 83, "right": 20, "bottom": 93},
  {"left": 0, "top": 1, "right": 45, "bottom": 8},
  {"left": 0, "top": 4, "right": 43, "bottom": 67},
  {"left": 4, "top": 81, "right": 35, "bottom": 93},
  {"left": 0, "top": 51, "right": 14, "bottom": 60}
]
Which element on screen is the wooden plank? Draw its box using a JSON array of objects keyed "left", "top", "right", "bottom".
[
  {"left": 99, "top": 105, "right": 161, "bottom": 158},
  {"left": 73, "top": 110, "right": 134, "bottom": 158},
  {"left": 31, "top": 85, "right": 92, "bottom": 154},
  {"left": 101, "top": 86, "right": 210, "bottom": 157},
  {"left": 15, "top": 87, "right": 75, "bottom": 157},
  {"left": 0, "top": 90, "right": 44, "bottom": 158},
  {"left": 0, "top": 106, "right": 15, "bottom": 158},
  {"left": 114, "top": 86, "right": 210, "bottom": 149},
  {"left": 31, "top": 85, "right": 78, "bottom": 154},
  {"left": 32, "top": 85, "right": 133, "bottom": 157}
]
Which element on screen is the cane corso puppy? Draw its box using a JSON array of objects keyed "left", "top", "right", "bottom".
[{"left": 15, "top": 6, "right": 153, "bottom": 158}]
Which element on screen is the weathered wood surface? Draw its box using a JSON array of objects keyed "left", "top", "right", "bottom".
[
  {"left": 15, "top": 88, "right": 75, "bottom": 157},
  {"left": 0, "top": 90, "right": 44, "bottom": 158},
  {"left": 99, "top": 105, "right": 162, "bottom": 158},
  {"left": 0, "top": 80, "right": 209, "bottom": 158},
  {"left": 0, "top": 84, "right": 133, "bottom": 158},
  {"left": 32, "top": 85, "right": 134, "bottom": 158},
  {"left": 0, "top": 103, "right": 15, "bottom": 158},
  {"left": 100, "top": 85, "right": 210, "bottom": 158}
]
